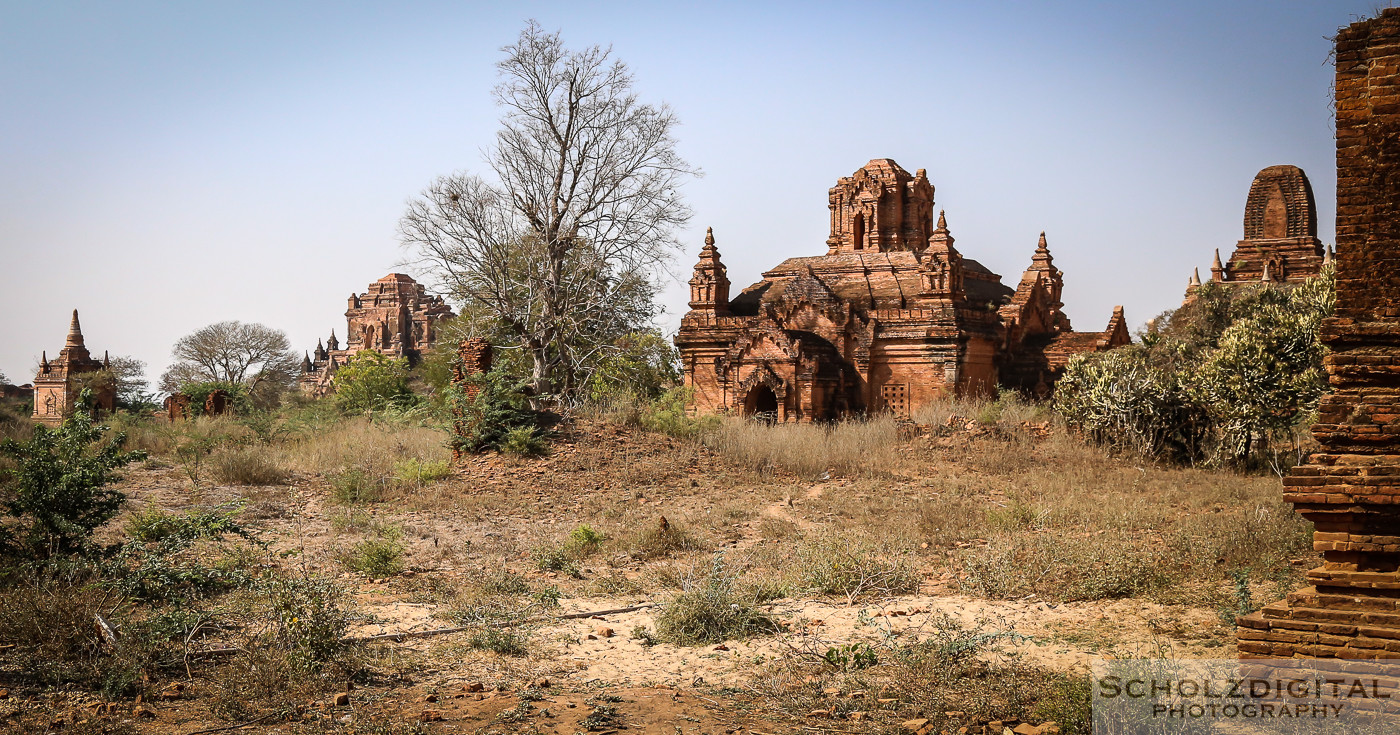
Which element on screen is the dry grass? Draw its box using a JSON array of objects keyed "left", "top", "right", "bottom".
[{"left": 701, "top": 415, "right": 902, "bottom": 479}]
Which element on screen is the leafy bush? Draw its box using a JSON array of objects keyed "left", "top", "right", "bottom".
[
  {"left": 334, "top": 351, "right": 418, "bottom": 414},
  {"left": 584, "top": 330, "right": 680, "bottom": 404},
  {"left": 264, "top": 574, "right": 350, "bottom": 671},
  {"left": 342, "top": 527, "right": 406, "bottom": 577},
  {"left": 391, "top": 457, "right": 453, "bottom": 486},
  {"left": 1056, "top": 265, "right": 1334, "bottom": 466},
  {"left": 654, "top": 556, "right": 778, "bottom": 646},
  {"left": 447, "top": 368, "right": 542, "bottom": 454},
  {"left": 0, "top": 400, "right": 145, "bottom": 557},
  {"left": 110, "top": 504, "right": 259, "bottom": 600},
  {"left": 179, "top": 381, "right": 251, "bottom": 417},
  {"left": 500, "top": 425, "right": 548, "bottom": 456}
]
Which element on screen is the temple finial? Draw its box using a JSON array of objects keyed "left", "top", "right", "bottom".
[
  {"left": 66, "top": 309, "right": 84, "bottom": 348},
  {"left": 1190, "top": 268, "right": 1201, "bottom": 287},
  {"left": 704, "top": 227, "right": 715, "bottom": 248},
  {"left": 936, "top": 210, "right": 948, "bottom": 231},
  {"left": 1037, "top": 231, "right": 1049, "bottom": 251},
  {"left": 1262, "top": 261, "right": 1274, "bottom": 282}
]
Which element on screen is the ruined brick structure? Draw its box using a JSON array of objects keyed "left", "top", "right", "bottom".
[
  {"left": 299, "top": 273, "right": 455, "bottom": 395},
  {"left": 31, "top": 310, "right": 114, "bottom": 426},
  {"left": 675, "top": 159, "right": 1130, "bottom": 421},
  {"left": 1239, "top": 9, "right": 1400, "bottom": 660},
  {"left": 1185, "top": 165, "right": 1333, "bottom": 299},
  {"left": 450, "top": 339, "right": 493, "bottom": 460}
]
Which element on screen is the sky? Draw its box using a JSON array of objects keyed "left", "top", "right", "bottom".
[{"left": 0, "top": 1, "right": 1382, "bottom": 390}]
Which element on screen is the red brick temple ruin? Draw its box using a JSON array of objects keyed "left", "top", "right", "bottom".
[
  {"left": 31, "top": 310, "right": 115, "bottom": 426},
  {"left": 1239, "top": 9, "right": 1400, "bottom": 660},
  {"left": 299, "top": 273, "right": 455, "bottom": 395},
  {"left": 674, "top": 159, "right": 1130, "bottom": 421},
  {"left": 1184, "top": 164, "right": 1333, "bottom": 299}
]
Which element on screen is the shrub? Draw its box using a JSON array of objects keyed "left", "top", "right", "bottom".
[
  {"left": 500, "top": 425, "right": 549, "bottom": 457},
  {"left": 180, "top": 381, "right": 252, "bottom": 417},
  {"left": 1056, "top": 265, "right": 1334, "bottom": 467},
  {"left": 467, "top": 627, "right": 529, "bottom": 656},
  {"left": 264, "top": 574, "right": 351, "bottom": 671},
  {"left": 334, "top": 351, "right": 418, "bottom": 414},
  {"left": 329, "top": 467, "right": 387, "bottom": 504},
  {"left": 782, "top": 535, "right": 920, "bottom": 601},
  {"left": 447, "top": 368, "right": 541, "bottom": 454},
  {"left": 343, "top": 528, "right": 406, "bottom": 577},
  {"left": 0, "top": 399, "right": 145, "bottom": 557},
  {"left": 630, "top": 518, "right": 705, "bottom": 560},
  {"left": 654, "top": 556, "right": 779, "bottom": 646},
  {"left": 109, "top": 504, "right": 259, "bottom": 600},
  {"left": 391, "top": 457, "right": 453, "bottom": 486},
  {"left": 584, "top": 330, "right": 680, "bottom": 404}
]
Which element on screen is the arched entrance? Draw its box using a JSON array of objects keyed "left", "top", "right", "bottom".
[{"left": 744, "top": 385, "right": 779, "bottom": 422}]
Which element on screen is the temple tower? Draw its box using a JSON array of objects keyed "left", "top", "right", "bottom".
[
  {"left": 688, "top": 227, "right": 731, "bottom": 314},
  {"left": 825, "top": 159, "right": 935, "bottom": 253}
]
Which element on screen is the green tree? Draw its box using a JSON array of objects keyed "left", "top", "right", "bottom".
[
  {"left": 0, "top": 392, "right": 146, "bottom": 557},
  {"left": 584, "top": 330, "right": 680, "bottom": 403},
  {"left": 333, "top": 351, "right": 417, "bottom": 413}
]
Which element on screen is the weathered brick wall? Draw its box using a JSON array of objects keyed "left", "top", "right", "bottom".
[
  {"left": 450, "top": 339, "right": 493, "bottom": 461},
  {"left": 1240, "top": 8, "right": 1400, "bottom": 661}
]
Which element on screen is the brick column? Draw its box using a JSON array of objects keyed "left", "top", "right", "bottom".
[
  {"left": 450, "top": 339, "right": 493, "bottom": 462},
  {"left": 1239, "top": 9, "right": 1400, "bottom": 660}
]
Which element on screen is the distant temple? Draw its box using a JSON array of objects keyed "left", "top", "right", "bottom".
[
  {"left": 32, "top": 310, "right": 115, "bottom": 426},
  {"left": 299, "top": 273, "right": 455, "bottom": 395},
  {"left": 1185, "top": 165, "right": 1332, "bottom": 300},
  {"left": 674, "top": 159, "right": 1129, "bottom": 422}
]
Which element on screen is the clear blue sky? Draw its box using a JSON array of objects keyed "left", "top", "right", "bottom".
[{"left": 0, "top": 1, "right": 1380, "bottom": 388}]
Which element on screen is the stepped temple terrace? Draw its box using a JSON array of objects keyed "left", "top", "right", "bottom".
[{"left": 674, "top": 159, "right": 1129, "bottom": 421}]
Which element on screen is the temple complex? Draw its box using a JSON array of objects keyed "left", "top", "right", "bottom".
[
  {"left": 31, "top": 310, "right": 115, "bottom": 426},
  {"left": 674, "top": 159, "right": 1129, "bottom": 421},
  {"left": 299, "top": 273, "right": 455, "bottom": 395},
  {"left": 1239, "top": 9, "right": 1400, "bottom": 660},
  {"left": 1184, "top": 164, "right": 1332, "bottom": 300}
]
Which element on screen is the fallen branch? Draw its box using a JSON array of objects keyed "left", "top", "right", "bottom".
[
  {"left": 183, "top": 711, "right": 280, "bottom": 735},
  {"left": 340, "top": 603, "right": 659, "bottom": 645}
]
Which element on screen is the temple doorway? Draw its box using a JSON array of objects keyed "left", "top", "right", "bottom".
[{"left": 744, "top": 385, "right": 779, "bottom": 422}]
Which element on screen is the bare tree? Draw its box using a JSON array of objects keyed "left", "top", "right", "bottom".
[
  {"left": 159, "top": 321, "right": 301, "bottom": 397},
  {"left": 400, "top": 21, "right": 697, "bottom": 403}
]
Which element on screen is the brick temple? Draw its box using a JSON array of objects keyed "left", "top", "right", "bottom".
[
  {"left": 674, "top": 159, "right": 1129, "bottom": 421},
  {"left": 1239, "top": 9, "right": 1400, "bottom": 660},
  {"left": 299, "top": 273, "right": 454, "bottom": 395},
  {"left": 31, "top": 309, "right": 115, "bottom": 426},
  {"left": 1185, "top": 164, "right": 1332, "bottom": 298}
]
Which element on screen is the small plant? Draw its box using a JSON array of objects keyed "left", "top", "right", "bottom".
[
  {"left": 533, "top": 545, "right": 579, "bottom": 576},
  {"left": 500, "top": 425, "right": 548, "bottom": 457},
  {"left": 264, "top": 574, "right": 351, "bottom": 671},
  {"left": 329, "top": 467, "right": 386, "bottom": 504},
  {"left": 568, "top": 523, "right": 606, "bottom": 552},
  {"left": 391, "top": 457, "right": 453, "bottom": 486},
  {"left": 467, "top": 627, "right": 528, "bottom": 656},
  {"left": 580, "top": 703, "right": 622, "bottom": 730},
  {"left": 343, "top": 530, "right": 406, "bottom": 578},
  {"left": 654, "top": 555, "right": 779, "bottom": 646},
  {"left": 823, "top": 642, "right": 879, "bottom": 670},
  {"left": 1218, "top": 569, "right": 1255, "bottom": 626},
  {"left": 479, "top": 568, "right": 531, "bottom": 595},
  {"left": 631, "top": 625, "right": 657, "bottom": 646}
]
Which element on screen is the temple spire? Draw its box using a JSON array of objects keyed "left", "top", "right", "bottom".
[
  {"left": 688, "top": 227, "right": 731, "bottom": 314},
  {"left": 1190, "top": 268, "right": 1202, "bottom": 287},
  {"left": 1211, "top": 248, "right": 1225, "bottom": 281},
  {"left": 66, "top": 309, "right": 84, "bottom": 348}
]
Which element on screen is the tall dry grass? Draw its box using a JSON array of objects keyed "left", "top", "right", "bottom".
[{"left": 701, "top": 415, "right": 902, "bottom": 479}]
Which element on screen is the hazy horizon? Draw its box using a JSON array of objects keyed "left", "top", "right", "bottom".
[{"left": 0, "top": 1, "right": 1378, "bottom": 391}]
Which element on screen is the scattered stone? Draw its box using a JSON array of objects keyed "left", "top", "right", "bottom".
[
  {"left": 713, "top": 644, "right": 728, "bottom": 651},
  {"left": 133, "top": 706, "right": 156, "bottom": 719},
  {"left": 532, "top": 677, "right": 551, "bottom": 688},
  {"left": 849, "top": 711, "right": 866, "bottom": 721},
  {"left": 902, "top": 719, "right": 930, "bottom": 732},
  {"left": 464, "top": 682, "right": 484, "bottom": 693},
  {"left": 422, "top": 694, "right": 438, "bottom": 703},
  {"left": 945, "top": 711, "right": 964, "bottom": 718},
  {"left": 1013, "top": 724, "right": 1039, "bottom": 735},
  {"left": 807, "top": 709, "right": 831, "bottom": 719},
  {"left": 594, "top": 626, "right": 614, "bottom": 638},
  {"left": 419, "top": 709, "right": 444, "bottom": 722}
]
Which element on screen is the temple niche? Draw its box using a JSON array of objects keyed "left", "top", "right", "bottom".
[
  {"left": 32, "top": 310, "right": 115, "bottom": 426},
  {"left": 675, "top": 159, "right": 1130, "bottom": 422},
  {"left": 1185, "top": 164, "right": 1332, "bottom": 297},
  {"left": 299, "top": 273, "right": 455, "bottom": 395}
]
